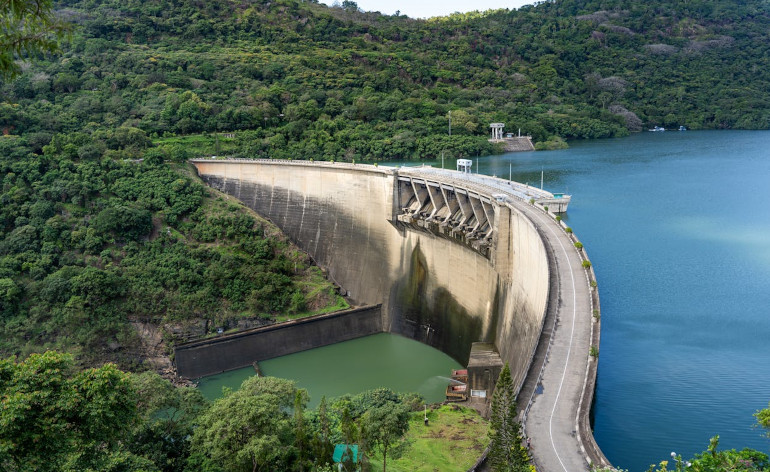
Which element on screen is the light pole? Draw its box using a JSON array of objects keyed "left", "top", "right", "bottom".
[{"left": 448, "top": 110, "right": 452, "bottom": 136}]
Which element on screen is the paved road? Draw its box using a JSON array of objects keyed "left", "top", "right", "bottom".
[{"left": 513, "top": 201, "right": 594, "bottom": 472}]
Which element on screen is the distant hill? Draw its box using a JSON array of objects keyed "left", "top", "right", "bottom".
[{"left": 2, "top": 0, "right": 769, "bottom": 159}]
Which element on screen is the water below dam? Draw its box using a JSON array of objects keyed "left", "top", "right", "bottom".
[
  {"left": 388, "top": 130, "right": 770, "bottom": 471},
  {"left": 197, "top": 333, "right": 462, "bottom": 408}
]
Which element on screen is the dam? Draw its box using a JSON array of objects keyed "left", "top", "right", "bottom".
[{"left": 181, "top": 158, "right": 608, "bottom": 471}]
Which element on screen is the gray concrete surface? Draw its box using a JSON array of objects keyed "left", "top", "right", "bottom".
[{"left": 514, "top": 202, "right": 594, "bottom": 472}]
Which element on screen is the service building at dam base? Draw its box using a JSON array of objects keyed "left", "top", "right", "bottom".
[{"left": 176, "top": 159, "right": 609, "bottom": 472}]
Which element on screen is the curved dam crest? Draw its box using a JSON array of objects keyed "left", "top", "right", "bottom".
[{"left": 186, "top": 159, "right": 606, "bottom": 471}]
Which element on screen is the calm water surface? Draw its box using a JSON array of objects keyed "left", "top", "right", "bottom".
[
  {"left": 197, "top": 333, "right": 462, "bottom": 409},
  {"left": 401, "top": 130, "right": 770, "bottom": 471}
]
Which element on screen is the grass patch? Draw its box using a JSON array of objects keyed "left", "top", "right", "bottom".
[
  {"left": 276, "top": 267, "right": 349, "bottom": 322},
  {"left": 154, "top": 133, "right": 238, "bottom": 158},
  {"left": 369, "top": 405, "right": 488, "bottom": 472}
]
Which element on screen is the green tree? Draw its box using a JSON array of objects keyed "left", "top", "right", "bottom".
[
  {"left": 0, "top": 0, "right": 69, "bottom": 79},
  {"left": 488, "top": 362, "right": 529, "bottom": 472},
  {"left": 127, "top": 372, "right": 207, "bottom": 472},
  {"left": 188, "top": 376, "right": 302, "bottom": 472},
  {"left": 756, "top": 403, "right": 770, "bottom": 438},
  {"left": 312, "top": 396, "right": 334, "bottom": 468},
  {"left": 0, "top": 351, "right": 146, "bottom": 472},
  {"left": 645, "top": 435, "right": 769, "bottom": 472},
  {"left": 361, "top": 403, "right": 411, "bottom": 472},
  {"left": 294, "top": 389, "right": 310, "bottom": 472}
]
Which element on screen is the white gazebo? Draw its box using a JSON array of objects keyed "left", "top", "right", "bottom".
[{"left": 490, "top": 123, "right": 505, "bottom": 140}]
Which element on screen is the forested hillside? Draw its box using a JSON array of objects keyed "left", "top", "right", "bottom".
[
  {"left": 0, "top": 133, "right": 346, "bottom": 370},
  {"left": 2, "top": 0, "right": 769, "bottom": 161}
]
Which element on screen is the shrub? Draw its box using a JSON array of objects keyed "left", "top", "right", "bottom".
[
  {"left": 574, "top": 241, "right": 583, "bottom": 249},
  {"left": 582, "top": 260, "right": 591, "bottom": 269}
]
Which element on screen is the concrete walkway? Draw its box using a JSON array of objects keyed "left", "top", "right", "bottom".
[{"left": 513, "top": 201, "right": 594, "bottom": 472}]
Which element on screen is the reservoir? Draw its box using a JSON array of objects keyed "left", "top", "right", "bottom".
[
  {"left": 425, "top": 130, "right": 770, "bottom": 471},
  {"left": 197, "top": 333, "right": 462, "bottom": 408}
]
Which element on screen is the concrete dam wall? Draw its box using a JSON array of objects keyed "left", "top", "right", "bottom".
[
  {"left": 175, "top": 305, "right": 383, "bottom": 379},
  {"left": 190, "top": 160, "right": 550, "bottom": 392}
]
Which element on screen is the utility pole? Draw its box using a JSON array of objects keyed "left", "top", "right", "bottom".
[{"left": 448, "top": 110, "right": 452, "bottom": 136}]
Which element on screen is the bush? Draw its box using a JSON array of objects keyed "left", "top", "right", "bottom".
[
  {"left": 582, "top": 260, "right": 592, "bottom": 269},
  {"left": 574, "top": 241, "right": 583, "bottom": 249},
  {"left": 92, "top": 206, "right": 153, "bottom": 242}
]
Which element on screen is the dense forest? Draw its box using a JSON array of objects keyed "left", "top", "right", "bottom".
[
  {"left": 0, "top": 132, "right": 346, "bottom": 370},
  {"left": 2, "top": 0, "right": 770, "bottom": 161}
]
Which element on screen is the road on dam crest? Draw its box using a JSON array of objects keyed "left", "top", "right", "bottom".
[{"left": 514, "top": 201, "right": 596, "bottom": 472}]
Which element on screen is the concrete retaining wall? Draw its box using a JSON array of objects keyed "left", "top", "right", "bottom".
[
  {"left": 190, "top": 160, "right": 549, "bottom": 391},
  {"left": 175, "top": 305, "right": 382, "bottom": 378}
]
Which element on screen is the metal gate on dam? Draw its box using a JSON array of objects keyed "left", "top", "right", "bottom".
[{"left": 181, "top": 158, "right": 609, "bottom": 471}]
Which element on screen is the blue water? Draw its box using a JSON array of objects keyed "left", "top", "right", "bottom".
[{"left": 392, "top": 130, "right": 770, "bottom": 470}]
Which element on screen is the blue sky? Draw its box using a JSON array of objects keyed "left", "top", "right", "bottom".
[{"left": 319, "top": 1, "right": 533, "bottom": 19}]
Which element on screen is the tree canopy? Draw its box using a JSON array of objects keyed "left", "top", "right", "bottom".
[
  {"left": 2, "top": 0, "right": 770, "bottom": 158},
  {"left": 488, "top": 362, "right": 529, "bottom": 472},
  {"left": 0, "top": 0, "right": 69, "bottom": 79}
]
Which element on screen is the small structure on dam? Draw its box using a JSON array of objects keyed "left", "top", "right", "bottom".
[{"left": 489, "top": 122, "right": 536, "bottom": 152}]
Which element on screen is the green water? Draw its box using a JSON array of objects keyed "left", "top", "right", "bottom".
[{"left": 196, "top": 333, "right": 462, "bottom": 408}]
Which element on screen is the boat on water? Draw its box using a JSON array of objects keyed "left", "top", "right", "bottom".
[
  {"left": 649, "top": 126, "right": 665, "bottom": 132},
  {"left": 679, "top": 125, "right": 687, "bottom": 131}
]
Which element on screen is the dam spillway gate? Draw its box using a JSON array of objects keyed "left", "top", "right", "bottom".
[{"left": 396, "top": 174, "right": 496, "bottom": 257}]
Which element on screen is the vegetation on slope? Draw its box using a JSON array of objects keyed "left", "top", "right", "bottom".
[
  {"left": 2, "top": 0, "right": 769, "bottom": 162},
  {"left": 0, "top": 134, "right": 345, "bottom": 370},
  {"left": 369, "top": 405, "right": 489, "bottom": 472}
]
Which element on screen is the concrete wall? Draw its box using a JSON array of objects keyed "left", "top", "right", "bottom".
[
  {"left": 191, "top": 160, "right": 549, "bottom": 390},
  {"left": 175, "top": 305, "right": 382, "bottom": 378}
]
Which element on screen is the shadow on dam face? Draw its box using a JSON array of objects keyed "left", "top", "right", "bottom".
[{"left": 390, "top": 242, "right": 493, "bottom": 365}]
